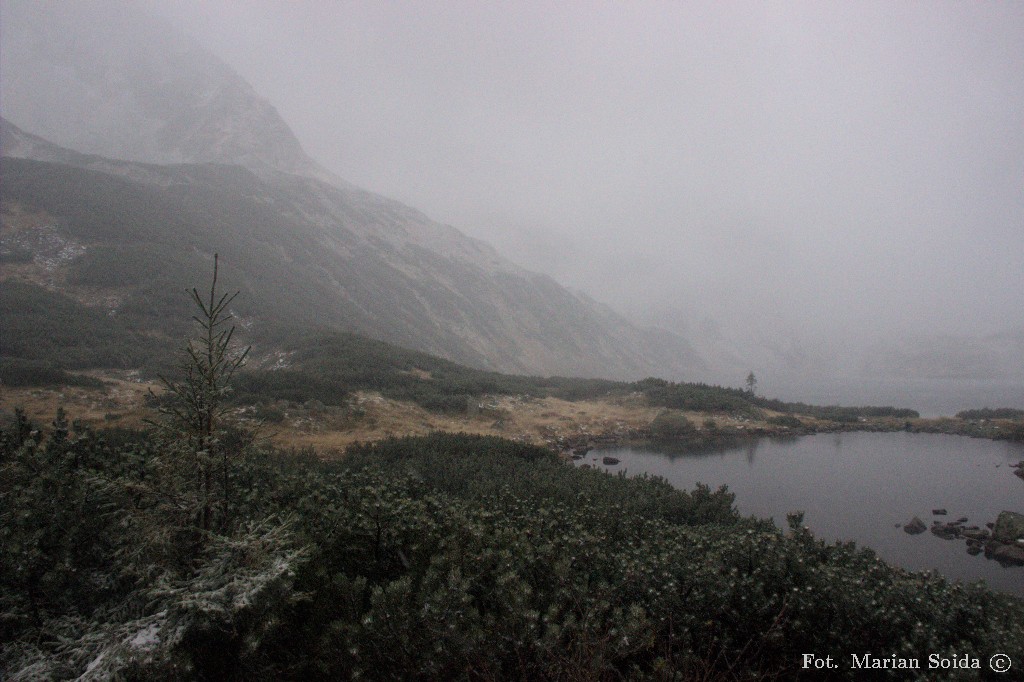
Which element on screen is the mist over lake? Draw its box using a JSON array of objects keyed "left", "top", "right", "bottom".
[{"left": 769, "top": 377, "right": 1024, "bottom": 419}]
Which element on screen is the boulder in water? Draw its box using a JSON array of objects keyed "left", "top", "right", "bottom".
[
  {"left": 903, "top": 517, "right": 927, "bottom": 535},
  {"left": 992, "top": 511, "right": 1024, "bottom": 544}
]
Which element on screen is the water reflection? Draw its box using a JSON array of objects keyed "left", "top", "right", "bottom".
[{"left": 745, "top": 439, "right": 759, "bottom": 465}]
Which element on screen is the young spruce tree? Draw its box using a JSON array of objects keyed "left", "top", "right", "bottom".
[{"left": 155, "top": 254, "right": 249, "bottom": 534}]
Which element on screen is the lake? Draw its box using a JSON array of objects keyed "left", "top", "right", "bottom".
[{"left": 582, "top": 432, "right": 1024, "bottom": 595}]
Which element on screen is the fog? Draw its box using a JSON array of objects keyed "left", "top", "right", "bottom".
[{"left": 10, "top": 1, "right": 1024, "bottom": 407}]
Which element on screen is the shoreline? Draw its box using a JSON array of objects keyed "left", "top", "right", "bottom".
[{"left": 1, "top": 378, "right": 1021, "bottom": 457}]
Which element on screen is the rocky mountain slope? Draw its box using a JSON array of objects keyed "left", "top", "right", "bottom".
[
  {"left": 1, "top": 118, "right": 705, "bottom": 379},
  {"left": 0, "top": 1, "right": 706, "bottom": 379},
  {"left": 0, "top": 0, "right": 335, "bottom": 182}
]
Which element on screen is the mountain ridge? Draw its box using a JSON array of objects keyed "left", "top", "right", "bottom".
[
  {"left": 0, "top": 0, "right": 707, "bottom": 380},
  {"left": 0, "top": 0, "right": 336, "bottom": 182},
  {"left": 1, "top": 119, "right": 706, "bottom": 379}
]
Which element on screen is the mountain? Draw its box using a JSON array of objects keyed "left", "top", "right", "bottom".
[
  {"left": 0, "top": 118, "right": 705, "bottom": 379},
  {"left": 0, "top": 0, "right": 335, "bottom": 182},
  {"left": 860, "top": 330, "right": 1024, "bottom": 383},
  {"left": 0, "top": 0, "right": 707, "bottom": 380}
]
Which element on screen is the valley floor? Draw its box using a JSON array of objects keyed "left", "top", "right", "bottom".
[
  {"left": 6, "top": 370, "right": 1003, "bottom": 457},
  {"left": 0, "top": 375, "right": 663, "bottom": 453}
]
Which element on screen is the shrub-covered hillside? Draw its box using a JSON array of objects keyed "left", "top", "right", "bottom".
[
  {"left": 228, "top": 334, "right": 921, "bottom": 422},
  {"left": 231, "top": 331, "right": 625, "bottom": 413}
]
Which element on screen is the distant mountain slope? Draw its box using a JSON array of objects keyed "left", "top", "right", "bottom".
[
  {"left": 0, "top": 1, "right": 705, "bottom": 380},
  {"left": 1, "top": 122, "right": 705, "bottom": 379},
  {"left": 0, "top": 0, "right": 335, "bottom": 182},
  {"left": 861, "top": 330, "right": 1024, "bottom": 382}
]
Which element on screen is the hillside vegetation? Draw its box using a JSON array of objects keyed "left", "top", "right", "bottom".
[
  {"left": 0, "top": 142, "right": 704, "bottom": 380},
  {"left": 3, "top": 263, "right": 1019, "bottom": 680},
  {"left": 3, "top": 418, "right": 1022, "bottom": 680}
]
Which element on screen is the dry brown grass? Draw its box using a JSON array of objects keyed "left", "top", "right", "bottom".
[
  {"left": 3, "top": 375, "right": 819, "bottom": 458},
  {"left": 262, "top": 392, "right": 498, "bottom": 456},
  {"left": 0, "top": 371, "right": 161, "bottom": 430},
  {"left": 266, "top": 392, "right": 676, "bottom": 456}
]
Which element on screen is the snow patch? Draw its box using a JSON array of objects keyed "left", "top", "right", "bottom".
[
  {"left": 84, "top": 652, "right": 106, "bottom": 674},
  {"left": 128, "top": 622, "right": 161, "bottom": 649}
]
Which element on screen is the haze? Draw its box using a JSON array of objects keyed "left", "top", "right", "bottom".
[{"left": 10, "top": 0, "right": 1024, "bottom": 409}]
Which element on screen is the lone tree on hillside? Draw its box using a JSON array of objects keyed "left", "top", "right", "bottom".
[
  {"left": 155, "top": 254, "right": 249, "bottom": 533},
  {"left": 745, "top": 371, "right": 758, "bottom": 396}
]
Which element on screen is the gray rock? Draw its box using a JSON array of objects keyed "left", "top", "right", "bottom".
[
  {"left": 992, "top": 511, "right": 1024, "bottom": 544},
  {"left": 602, "top": 456, "right": 621, "bottom": 465},
  {"left": 903, "top": 517, "right": 927, "bottom": 535},
  {"left": 990, "top": 543, "right": 1024, "bottom": 567},
  {"left": 961, "top": 528, "right": 990, "bottom": 541},
  {"left": 931, "top": 523, "right": 960, "bottom": 540},
  {"left": 932, "top": 509, "right": 948, "bottom": 516}
]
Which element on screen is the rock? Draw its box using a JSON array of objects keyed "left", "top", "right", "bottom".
[
  {"left": 932, "top": 509, "right": 948, "bottom": 516},
  {"left": 986, "top": 522, "right": 995, "bottom": 529},
  {"left": 573, "top": 446, "right": 591, "bottom": 456},
  {"left": 953, "top": 517, "right": 969, "bottom": 524},
  {"left": 903, "top": 517, "right": 927, "bottom": 535},
  {"left": 990, "top": 543, "right": 1024, "bottom": 567},
  {"left": 602, "top": 456, "right": 621, "bottom": 465},
  {"left": 967, "top": 544, "right": 983, "bottom": 556},
  {"left": 961, "top": 528, "right": 990, "bottom": 541},
  {"left": 570, "top": 454, "right": 583, "bottom": 461},
  {"left": 930, "top": 523, "right": 960, "bottom": 540},
  {"left": 992, "top": 511, "right": 1024, "bottom": 544}
]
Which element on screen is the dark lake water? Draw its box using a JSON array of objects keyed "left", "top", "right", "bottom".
[{"left": 581, "top": 432, "right": 1024, "bottom": 595}]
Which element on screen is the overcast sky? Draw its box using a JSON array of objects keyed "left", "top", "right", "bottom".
[{"left": 139, "top": 1, "right": 1024, "bottom": 348}]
